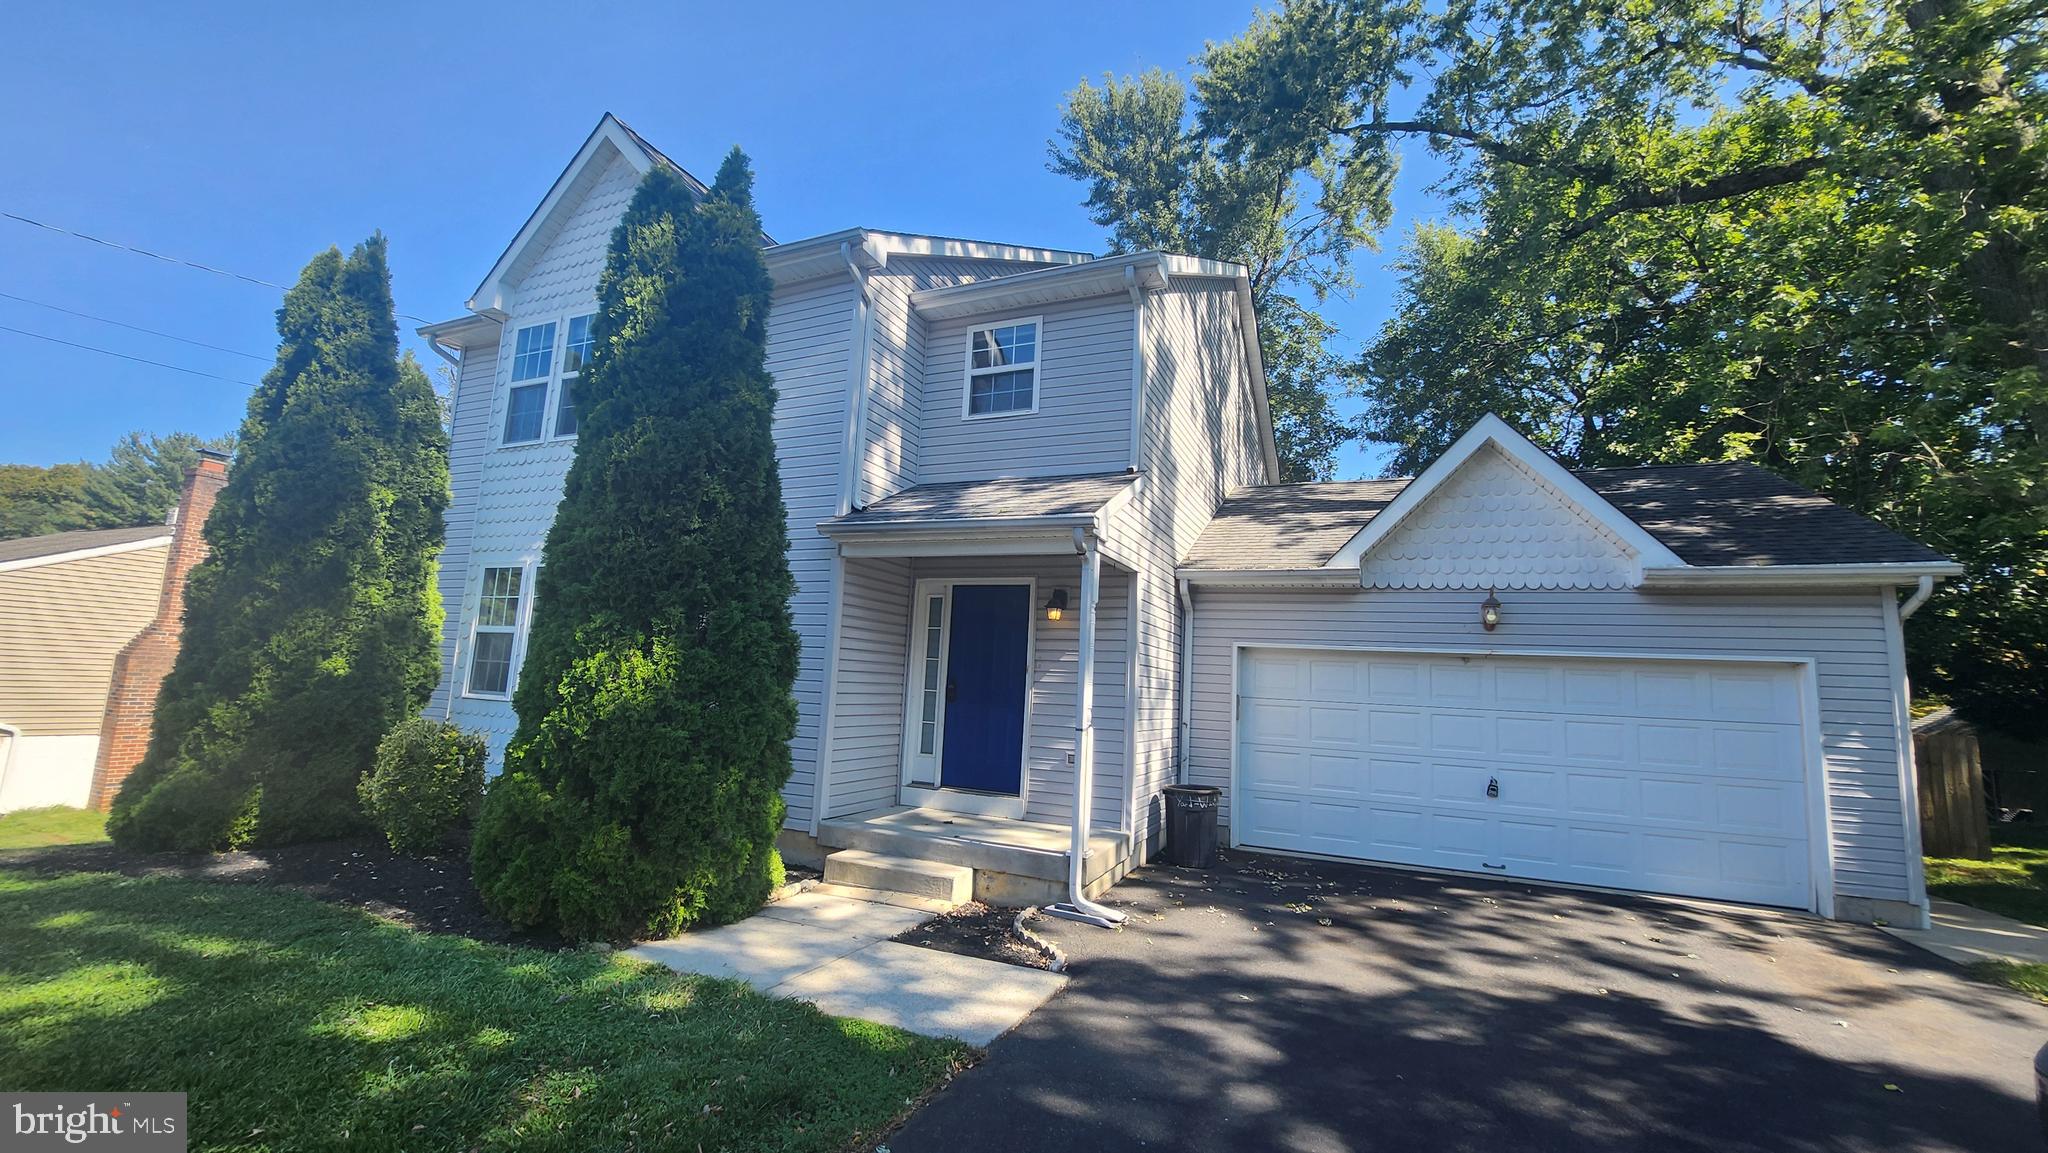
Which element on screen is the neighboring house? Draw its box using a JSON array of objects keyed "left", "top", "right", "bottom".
[
  {"left": 0, "top": 453, "right": 224, "bottom": 813},
  {"left": 421, "top": 115, "right": 1957, "bottom": 927}
]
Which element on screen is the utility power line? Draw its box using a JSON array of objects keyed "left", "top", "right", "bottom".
[
  {"left": 3, "top": 209, "right": 437, "bottom": 324},
  {"left": 0, "top": 323, "right": 260, "bottom": 387},
  {"left": 0, "top": 290, "right": 271, "bottom": 361}
]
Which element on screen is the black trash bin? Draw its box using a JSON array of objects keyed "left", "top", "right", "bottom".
[{"left": 1164, "top": 784, "right": 1221, "bottom": 868}]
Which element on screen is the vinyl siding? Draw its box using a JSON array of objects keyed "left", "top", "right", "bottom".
[
  {"left": 1109, "top": 281, "right": 1267, "bottom": 849},
  {"left": 0, "top": 544, "right": 168, "bottom": 735},
  {"left": 425, "top": 334, "right": 500, "bottom": 717},
  {"left": 916, "top": 295, "right": 1134, "bottom": 483},
  {"left": 1184, "top": 587, "right": 1916, "bottom": 904},
  {"left": 823, "top": 556, "right": 913, "bottom": 819}
]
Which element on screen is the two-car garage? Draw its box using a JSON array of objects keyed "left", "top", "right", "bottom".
[{"left": 1231, "top": 647, "right": 1817, "bottom": 910}]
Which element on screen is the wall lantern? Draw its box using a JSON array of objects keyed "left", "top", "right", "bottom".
[
  {"left": 1045, "top": 588, "right": 1068, "bottom": 622},
  {"left": 1480, "top": 589, "right": 1502, "bottom": 632}
]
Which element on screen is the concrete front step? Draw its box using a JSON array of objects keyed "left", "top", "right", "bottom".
[
  {"left": 809, "top": 881, "right": 960, "bottom": 914},
  {"left": 824, "top": 849, "right": 974, "bottom": 905}
]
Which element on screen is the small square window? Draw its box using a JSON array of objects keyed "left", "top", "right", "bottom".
[
  {"left": 965, "top": 319, "right": 1039, "bottom": 418},
  {"left": 510, "top": 322, "right": 557, "bottom": 382}
]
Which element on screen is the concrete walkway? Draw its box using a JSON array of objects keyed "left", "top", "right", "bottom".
[
  {"left": 627, "top": 889, "right": 1065, "bottom": 1045},
  {"left": 1882, "top": 897, "right": 2048, "bottom": 966}
]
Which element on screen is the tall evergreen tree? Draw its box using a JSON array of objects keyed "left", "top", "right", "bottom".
[
  {"left": 108, "top": 236, "right": 449, "bottom": 850},
  {"left": 470, "top": 152, "right": 798, "bottom": 941}
]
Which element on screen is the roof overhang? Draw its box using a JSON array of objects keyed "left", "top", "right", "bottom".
[
  {"left": 764, "top": 228, "right": 1094, "bottom": 289},
  {"left": 414, "top": 313, "right": 501, "bottom": 350},
  {"left": 1178, "top": 567, "right": 1362, "bottom": 589},
  {"left": 1638, "top": 562, "right": 1965, "bottom": 590},
  {"left": 0, "top": 533, "right": 171, "bottom": 574},
  {"left": 1325, "top": 414, "right": 1686, "bottom": 580},
  {"left": 820, "top": 515, "right": 1113, "bottom": 561}
]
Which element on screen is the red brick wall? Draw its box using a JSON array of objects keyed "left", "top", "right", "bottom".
[{"left": 87, "top": 455, "right": 228, "bottom": 811}]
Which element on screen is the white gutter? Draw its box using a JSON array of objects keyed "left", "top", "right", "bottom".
[
  {"left": 1639, "top": 562, "right": 1964, "bottom": 589},
  {"left": 1899, "top": 573, "right": 1937, "bottom": 619},
  {"left": 1176, "top": 577, "right": 1195, "bottom": 785},
  {"left": 1046, "top": 528, "right": 1129, "bottom": 929},
  {"left": 814, "top": 242, "right": 876, "bottom": 837},
  {"left": 1125, "top": 266, "right": 1147, "bottom": 473}
]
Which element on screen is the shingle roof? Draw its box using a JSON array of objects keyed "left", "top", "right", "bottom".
[
  {"left": 1182, "top": 463, "right": 1948, "bottom": 571},
  {"left": 830, "top": 472, "right": 1139, "bottom": 526},
  {"left": 0, "top": 524, "right": 171, "bottom": 566}
]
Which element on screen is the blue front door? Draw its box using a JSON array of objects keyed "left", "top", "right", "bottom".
[{"left": 939, "top": 584, "right": 1029, "bottom": 795}]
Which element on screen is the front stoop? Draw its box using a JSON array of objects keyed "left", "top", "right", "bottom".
[
  {"left": 817, "top": 808, "right": 1136, "bottom": 906},
  {"left": 824, "top": 849, "right": 975, "bottom": 905}
]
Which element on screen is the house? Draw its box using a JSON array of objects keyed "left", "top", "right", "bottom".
[
  {"left": 0, "top": 451, "right": 226, "bottom": 813},
  {"left": 420, "top": 115, "right": 1958, "bottom": 928}
]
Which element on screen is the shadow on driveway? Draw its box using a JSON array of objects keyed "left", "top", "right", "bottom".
[{"left": 888, "top": 851, "right": 2048, "bottom": 1153}]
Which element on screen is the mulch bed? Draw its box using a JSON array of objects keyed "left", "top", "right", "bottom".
[
  {"left": 890, "top": 900, "right": 1057, "bottom": 970},
  {"left": 0, "top": 834, "right": 553, "bottom": 946}
]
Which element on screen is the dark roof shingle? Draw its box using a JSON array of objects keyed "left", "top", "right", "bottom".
[
  {"left": 1183, "top": 463, "right": 1948, "bottom": 571},
  {"left": 0, "top": 524, "right": 171, "bottom": 566},
  {"left": 830, "top": 472, "right": 1138, "bottom": 526}
]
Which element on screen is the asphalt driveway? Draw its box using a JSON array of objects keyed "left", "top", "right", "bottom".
[{"left": 887, "top": 851, "right": 2048, "bottom": 1153}]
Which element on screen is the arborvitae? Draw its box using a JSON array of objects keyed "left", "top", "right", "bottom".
[
  {"left": 108, "top": 236, "right": 449, "bottom": 850},
  {"left": 470, "top": 152, "right": 798, "bottom": 941}
]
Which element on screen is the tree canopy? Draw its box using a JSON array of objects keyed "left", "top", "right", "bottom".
[
  {"left": 0, "top": 431, "right": 234, "bottom": 539},
  {"left": 470, "top": 152, "right": 800, "bottom": 941},
  {"left": 1069, "top": 0, "right": 2044, "bottom": 734},
  {"left": 109, "top": 235, "right": 449, "bottom": 850}
]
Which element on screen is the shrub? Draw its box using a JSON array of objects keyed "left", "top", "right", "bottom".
[
  {"left": 470, "top": 152, "right": 799, "bottom": 941},
  {"left": 359, "top": 718, "right": 486, "bottom": 854}
]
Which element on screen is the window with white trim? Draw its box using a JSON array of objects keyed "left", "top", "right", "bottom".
[
  {"left": 465, "top": 566, "right": 525, "bottom": 697},
  {"left": 504, "top": 322, "right": 556, "bottom": 443},
  {"left": 554, "top": 314, "right": 595, "bottom": 437},
  {"left": 917, "top": 594, "right": 945, "bottom": 755},
  {"left": 964, "top": 319, "right": 1038, "bottom": 417}
]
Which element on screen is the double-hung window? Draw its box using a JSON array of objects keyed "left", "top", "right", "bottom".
[
  {"left": 555, "top": 314, "right": 595, "bottom": 436},
  {"left": 964, "top": 318, "right": 1039, "bottom": 418},
  {"left": 504, "top": 322, "right": 556, "bottom": 443},
  {"left": 465, "top": 566, "right": 525, "bottom": 697}
]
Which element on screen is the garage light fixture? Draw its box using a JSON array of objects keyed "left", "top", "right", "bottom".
[
  {"left": 1481, "top": 590, "right": 1502, "bottom": 631},
  {"left": 1045, "top": 588, "right": 1068, "bottom": 622}
]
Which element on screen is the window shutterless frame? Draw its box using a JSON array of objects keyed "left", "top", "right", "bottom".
[
  {"left": 460, "top": 560, "right": 539, "bottom": 700},
  {"left": 959, "top": 315, "right": 1042, "bottom": 421},
  {"left": 497, "top": 310, "right": 597, "bottom": 447}
]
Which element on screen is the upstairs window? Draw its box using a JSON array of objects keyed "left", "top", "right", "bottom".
[
  {"left": 465, "top": 565, "right": 525, "bottom": 697},
  {"left": 504, "top": 322, "right": 557, "bottom": 443},
  {"left": 554, "top": 314, "right": 595, "bottom": 437},
  {"left": 964, "top": 319, "right": 1039, "bottom": 418}
]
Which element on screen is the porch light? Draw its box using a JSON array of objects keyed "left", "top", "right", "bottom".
[
  {"left": 1480, "top": 590, "right": 1502, "bottom": 632},
  {"left": 1044, "top": 588, "right": 1068, "bottom": 622}
]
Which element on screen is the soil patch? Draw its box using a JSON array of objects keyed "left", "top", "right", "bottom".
[{"left": 892, "top": 900, "right": 1055, "bottom": 970}]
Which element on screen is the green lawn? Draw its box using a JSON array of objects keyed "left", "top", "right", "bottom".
[
  {"left": 1925, "top": 823, "right": 2048, "bottom": 927},
  {"left": 0, "top": 806, "right": 108, "bottom": 851},
  {"left": 0, "top": 868, "right": 970, "bottom": 1152}
]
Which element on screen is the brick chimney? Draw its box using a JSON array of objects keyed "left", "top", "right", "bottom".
[{"left": 87, "top": 450, "right": 230, "bottom": 810}]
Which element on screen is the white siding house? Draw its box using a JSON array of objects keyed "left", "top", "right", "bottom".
[{"left": 423, "top": 116, "right": 1953, "bottom": 924}]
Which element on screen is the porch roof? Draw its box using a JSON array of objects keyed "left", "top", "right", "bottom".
[{"left": 818, "top": 472, "right": 1139, "bottom": 559}]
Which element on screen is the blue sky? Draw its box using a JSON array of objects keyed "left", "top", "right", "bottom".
[{"left": 1, "top": 1, "right": 1441, "bottom": 478}]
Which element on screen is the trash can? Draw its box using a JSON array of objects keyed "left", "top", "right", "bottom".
[{"left": 1163, "top": 784, "right": 1221, "bottom": 868}]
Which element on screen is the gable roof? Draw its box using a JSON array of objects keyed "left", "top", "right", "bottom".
[
  {"left": 467, "top": 113, "right": 772, "bottom": 317},
  {"left": 0, "top": 525, "right": 171, "bottom": 570},
  {"left": 1184, "top": 461, "right": 1955, "bottom": 579}
]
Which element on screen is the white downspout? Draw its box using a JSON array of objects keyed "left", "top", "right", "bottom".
[
  {"left": 1176, "top": 576, "right": 1194, "bottom": 785},
  {"left": 814, "top": 241, "right": 874, "bottom": 836},
  {"left": 1899, "top": 573, "right": 1935, "bottom": 619},
  {"left": 1047, "top": 530, "right": 1129, "bottom": 928},
  {"left": 1125, "top": 265, "right": 1146, "bottom": 472},
  {"left": 0, "top": 721, "right": 19, "bottom": 809},
  {"left": 1889, "top": 574, "right": 1940, "bottom": 928}
]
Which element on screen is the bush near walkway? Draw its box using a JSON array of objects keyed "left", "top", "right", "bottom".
[
  {"left": 0, "top": 867, "right": 967, "bottom": 1151},
  {"left": 470, "top": 152, "right": 800, "bottom": 941}
]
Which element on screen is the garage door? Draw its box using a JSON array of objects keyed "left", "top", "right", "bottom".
[{"left": 1235, "top": 649, "right": 1814, "bottom": 909}]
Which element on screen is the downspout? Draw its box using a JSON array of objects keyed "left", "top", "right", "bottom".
[
  {"left": 1047, "top": 529, "right": 1130, "bottom": 928},
  {"left": 1176, "top": 577, "right": 1194, "bottom": 785},
  {"left": 814, "top": 241, "right": 874, "bottom": 836},
  {"left": 1899, "top": 573, "right": 1935, "bottom": 619},
  {"left": 1889, "top": 575, "right": 1940, "bottom": 928},
  {"left": 429, "top": 332, "right": 462, "bottom": 719},
  {"left": 1125, "top": 265, "right": 1146, "bottom": 473},
  {"left": 0, "top": 722, "right": 19, "bottom": 807}
]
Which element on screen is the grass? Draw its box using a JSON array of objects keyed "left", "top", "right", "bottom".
[
  {"left": 0, "top": 868, "right": 971, "bottom": 1152},
  {"left": 1924, "top": 823, "right": 2048, "bottom": 928},
  {"left": 0, "top": 806, "right": 108, "bottom": 851},
  {"left": 1966, "top": 960, "right": 2048, "bottom": 1001}
]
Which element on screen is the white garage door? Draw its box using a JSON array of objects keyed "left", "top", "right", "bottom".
[{"left": 1235, "top": 648, "right": 1815, "bottom": 909}]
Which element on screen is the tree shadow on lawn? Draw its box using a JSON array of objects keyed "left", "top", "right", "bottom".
[{"left": 0, "top": 869, "right": 970, "bottom": 1153}]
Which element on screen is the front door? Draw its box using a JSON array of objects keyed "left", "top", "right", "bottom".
[{"left": 938, "top": 583, "right": 1030, "bottom": 795}]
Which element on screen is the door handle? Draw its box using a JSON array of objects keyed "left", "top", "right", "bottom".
[
  {"left": 946, "top": 681, "right": 958, "bottom": 702},
  {"left": 1486, "top": 777, "right": 1500, "bottom": 798}
]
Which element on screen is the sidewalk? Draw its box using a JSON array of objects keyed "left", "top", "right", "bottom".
[
  {"left": 1881, "top": 898, "right": 2048, "bottom": 967},
  {"left": 627, "top": 889, "right": 1066, "bottom": 1045}
]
